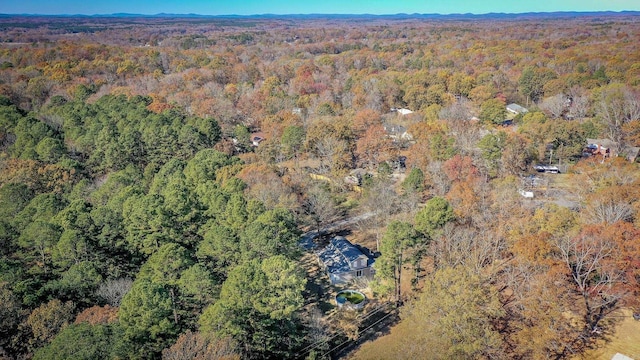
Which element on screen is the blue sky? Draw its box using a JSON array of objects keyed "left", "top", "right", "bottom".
[{"left": 3, "top": 0, "right": 640, "bottom": 15}]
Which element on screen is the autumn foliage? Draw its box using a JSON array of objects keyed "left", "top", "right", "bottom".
[{"left": 0, "top": 11, "right": 639, "bottom": 360}]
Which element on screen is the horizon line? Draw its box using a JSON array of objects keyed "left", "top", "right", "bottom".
[{"left": 1, "top": 10, "right": 639, "bottom": 17}]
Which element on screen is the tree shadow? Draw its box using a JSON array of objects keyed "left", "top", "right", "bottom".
[{"left": 315, "top": 229, "right": 353, "bottom": 248}]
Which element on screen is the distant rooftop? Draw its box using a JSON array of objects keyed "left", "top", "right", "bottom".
[{"left": 506, "top": 103, "right": 528, "bottom": 114}]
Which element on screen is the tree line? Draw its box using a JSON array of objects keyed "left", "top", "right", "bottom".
[{"left": 0, "top": 96, "right": 310, "bottom": 359}]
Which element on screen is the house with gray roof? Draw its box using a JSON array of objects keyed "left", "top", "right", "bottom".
[
  {"left": 506, "top": 103, "right": 529, "bottom": 115},
  {"left": 318, "top": 236, "right": 376, "bottom": 285}
]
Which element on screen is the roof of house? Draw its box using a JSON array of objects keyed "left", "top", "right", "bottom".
[
  {"left": 318, "top": 236, "right": 374, "bottom": 274},
  {"left": 383, "top": 124, "right": 407, "bottom": 135},
  {"left": 611, "top": 353, "right": 633, "bottom": 360},
  {"left": 587, "top": 138, "right": 617, "bottom": 149},
  {"left": 250, "top": 131, "right": 265, "bottom": 141},
  {"left": 586, "top": 138, "right": 639, "bottom": 161},
  {"left": 249, "top": 131, "right": 266, "bottom": 146},
  {"left": 506, "top": 103, "right": 529, "bottom": 114}
]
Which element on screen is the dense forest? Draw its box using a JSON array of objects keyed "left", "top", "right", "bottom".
[{"left": 1, "top": 12, "right": 640, "bottom": 360}]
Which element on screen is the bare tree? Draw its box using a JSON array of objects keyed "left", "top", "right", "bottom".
[
  {"left": 434, "top": 223, "right": 503, "bottom": 274},
  {"left": 304, "top": 184, "right": 339, "bottom": 233},
  {"left": 597, "top": 84, "right": 640, "bottom": 149},
  {"left": 425, "top": 160, "right": 450, "bottom": 196},
  {"left": 314, "top": 137, "right": 348, "bottom": 175},
  {"left": 363, "top": 78, "right": 384, "bottom": 112},
  {"left": 556, "top": 231, "right": 624, "bottom": 333},
  {"left": 360, "top": 178, "right": 400, "bottom": 250},
  {"left": 440, "top": 98, "right": 482, "bottom": 156},
  {"left": 96, "top": 278, "right": 133, "bottom": 307},
  {"left": 248, "top": 175, "right": 298, "bottom": 211},
  {"left": 568, "top": 86, "right": 590, "bottom": 119},
  {"left": 540, "top": 94, "right": 567, "bottom": 119},
  {"left": 439, "top": 97, "right": 473, "bottom": 122},
  {"left": 448, "top": 118, "right": 483, "bottom": 157},
  {"left": 582, "top": 198, "right": 634, "bottom": 224}
]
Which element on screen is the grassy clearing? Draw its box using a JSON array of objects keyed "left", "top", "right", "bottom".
[{"left": 574, "top": 309, "right": 640, "bottom": 360}]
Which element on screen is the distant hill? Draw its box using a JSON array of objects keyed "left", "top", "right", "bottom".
[{"left": 1, "top": 11, "right": 639, "bottom": 20}]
